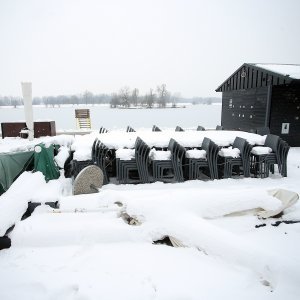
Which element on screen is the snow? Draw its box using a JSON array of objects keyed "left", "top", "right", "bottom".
[
  {"left": 186, "top": 149, "right": 206, "bottom": 159},
  {"left": 150, "top": 149, "right": 171, "bottom": 160},
  {"left": 115, "top": 148, "right": 135, "bottom": 160},
  {"left": 252, "top": 146, "right": 273, "bottom": 155},
  {"left": 253, "top": 64, "right": 300, "bottom": 80},
  {"left": 0, "top": 133, "right": 300, "bottom": 299},
  {"left": 218, "top": 146, "right": 240, "bottom": 158},
  {"left": 0, "top": 134, "right": 74, "bottom": 154},
  {"left": 54, "top": 146, "right": 70, "bottom": 168}
]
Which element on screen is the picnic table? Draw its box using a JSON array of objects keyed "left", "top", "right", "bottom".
[{"left": 72, "top": 130, "right": 266, "bottom": 161}]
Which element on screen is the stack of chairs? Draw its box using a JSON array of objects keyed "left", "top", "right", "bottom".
[
  {"left": 91, "top": 138, "right": 111, "bottom": 184},
  {"left": 151, "top": 139, "right": 186, "bottom": 182},
  {"left": 126, "top": 126, "right": 136, "bottom": 132},
  {"left": 152, "top": 125, "right": 162, "bottom": 132},
  {"left": 250, "top": 134, "right": 290, "bottom": 178},
  {"left": 219, "top": 137, "right": 252, "bottom": 178},
  {"left": 186, "top": 138, "right": 214, "bottom": 180},
  {"left": 196, "top": 125, "right": 205, "bottom": 131},
  {"left": 151, "top": 140, "right": 174, "bottom": 182},
  {"left": 99, "top": 126, "right": 108, "bottom": 134},
  {"left": 170, "top": 140, "right": 186, "bottom": 182},
  {"left": 175, "top": 126, "right": 184, "bottom": 132},
  {"left": 116, "top": 137, "right": 150, "bottom": 184}
]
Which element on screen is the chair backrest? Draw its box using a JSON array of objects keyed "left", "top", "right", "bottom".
[
  {"left": 232, "top": 137, "right": 247, "bottom": 152},
  {"left": 201, "top": 137, "right": 211, "bottom": 153},
  {"left": 197, "top": 125, "right": 205, "bottom": 131},
  {"left": 265, "top": 134, "right": 280, "bottom": 152},
  {"left": 152, "top": 125, "right": 161, "bottom": 132},
  {"left": 91, "top": 138, "right": 99, "bottom": 162},
  {"left": 127, "top": 126, "right": 136, "bottom": 132},
  {"left": 175, "top": 126, "right": 184, "bottom": 132},
  {"left": 216, "top": 125, "right": 224, "bottom": 130},
  {"left": 99, "top": 126, "right": 108, "bottom": 134}
]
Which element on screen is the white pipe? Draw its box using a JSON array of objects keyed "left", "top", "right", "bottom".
[{"left": 21, "top": 82, "right": 34, "bottom": 141}]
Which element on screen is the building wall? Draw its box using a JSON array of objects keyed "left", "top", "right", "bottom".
[
  {"left": 270, "top": 84, "right": 300, "bottom": 146},
  {"left": 221, "top": 87, "right": 268, "bottom": 130}
]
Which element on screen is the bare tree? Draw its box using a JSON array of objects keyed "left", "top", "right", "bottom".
[
  {"left": 119, "top": 86, "right": 130, "bottom": 108},
  {"left": 156, "top": 84, "right": 169, "bottom": 108},
  {"left": 110, "top": 93, "right": 121, "bottom": 108},
  {"left": 130, "top": 88, "right": 139, "bottom": 107},
  {"left": 145, "top": 88, "right": 155, "bottom": 108}
]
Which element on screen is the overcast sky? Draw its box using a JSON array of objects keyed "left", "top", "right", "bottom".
[{"left": 0, "top": 0, "right": 299, "bottom": 98}]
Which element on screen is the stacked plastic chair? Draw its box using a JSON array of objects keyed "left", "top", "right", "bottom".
[
  {"left": 264, "top": 137, "right": 290, "bottom": 177},
  {"left": 116, "top": 137, "right": 150, "bottom": 184},
  {"left": 152, "top": 125, "right": 162, "bottom": 132},
  {"left": 99, "top": 126, "right": 108, "bottom": 134},
  {"left": 152, "top": 139, "right": 175, "bottom": 182},
  {"left": 196, "top": 125, "right": 205, "bottom": 131},
  {"left": 221, "top": 137, "right": 252, "bottom": 178},
  {"left": 95, "top": 140, "right": 111, "bottom": 184},
  {"left": 186, "top": 138, "right": 212, "bottom": 180},
  {"left": 170, "top": 139, "right": 186, "bottom": 182},
  {"left": 250, "top": 134, "right": 289, "bottom": 178},
  {"left": 175, "top": 126, "right": 184, "bottom": 132},
  {"left": 126, "top": 126, "right": 136, "bottom": 132}
]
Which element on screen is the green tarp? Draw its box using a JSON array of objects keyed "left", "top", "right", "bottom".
[
  {"left": 0, "top": 144, "right": 60, "bottom": 196},
  {"left": 0, "top": 151, "right": 34, "bottom": 193},
  {"left": 34, "top": 144, "right": 60, "bottom": 182}
]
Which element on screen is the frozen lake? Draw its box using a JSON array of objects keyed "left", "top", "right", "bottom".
[{"left": 0, "top": 104, "right": 221, "bottom": 131}]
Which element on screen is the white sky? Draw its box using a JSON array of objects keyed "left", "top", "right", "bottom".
[{"left": 0, "top": 0, "right": 299, "bottom": 98}]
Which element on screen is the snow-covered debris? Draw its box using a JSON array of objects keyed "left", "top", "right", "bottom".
[
  {"left": 54, "top": 146, "right": 70, "bottom": 168},
  {"left": 0, "top": 172, "right": 46, "bottom": 236}
]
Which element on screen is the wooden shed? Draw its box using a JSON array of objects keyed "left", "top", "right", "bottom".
[{"left": 216, "top": 63, "right": 300, "bottom": 146}]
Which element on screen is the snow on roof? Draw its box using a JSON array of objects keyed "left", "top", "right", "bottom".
[{"left": 252, "top": 64, "right": 300, "bottom": 79}]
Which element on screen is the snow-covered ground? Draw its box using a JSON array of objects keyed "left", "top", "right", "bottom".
[{"left": 0, "top": 134, "right": 300, "bottom": 299}]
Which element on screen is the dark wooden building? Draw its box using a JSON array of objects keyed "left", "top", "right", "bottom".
[{"left": 216, "top": 63, "right": 300, "bottom": 146}]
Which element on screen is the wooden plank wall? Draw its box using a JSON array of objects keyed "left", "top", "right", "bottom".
[
  {"left": 270, "top": 84, "right": 300, "bottom": 146},
  {"left": 221, "top": 87, "right": 268, "bottom": 130},
  {"left": 218, "top": 65, "right": 288, "bottom": 92}
]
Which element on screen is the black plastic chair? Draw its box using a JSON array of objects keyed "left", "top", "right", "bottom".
[
  {"left": 95, "top": 141, "right": 111, "bottom": 184},
  {"left": 175, "top": 126, "right": 184, "bottom": 132},
  {"left": 186, "top": 147, "right": 210, "bottom": 180},
  {"left": 171, "top": 140, "right": 186, "bottom": 182},
  {"left": 188, "top": 137, "right": 218, "bottom": 180},
  {"left": 152, "top": 139, "right": 175, "bottom": 182},
  {"left": 196, "top": 125, "right": 205, "bottom": 131},
  {"left": 220, "top": 137, "right": 252, "bottom": 178},
  {"left": 251, "top": 134, "right": 280, "bottom": 178},
  {"left": 126, "top": 126, "right": 136, "bottom": 132},
  {"left": 265, "top": 138, "right": 290, "bottom": 177},
  {"left": 152, "top": 125, "right": 162, "bottom": 132},
  {"left": 99, "top": 127, "right": 108, "bottom": 134},
  {"left": 116, "top": 137, "right": 150, "bottom": 183}
]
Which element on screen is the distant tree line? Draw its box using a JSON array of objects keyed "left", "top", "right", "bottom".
[
  {"left": 0, "top": 92, "right": 111, "bottom": 107},
  {"left": 0, "top": 85, "right": 221, "bottom": 108},
  {"left": 110, "top": 84, "right": 173, "bottom": 108}
]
